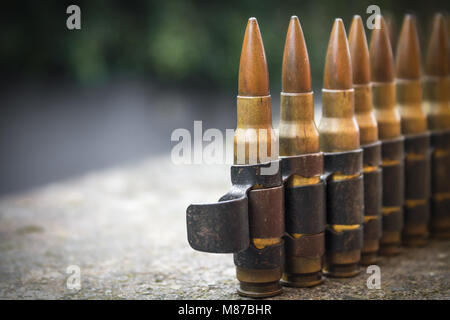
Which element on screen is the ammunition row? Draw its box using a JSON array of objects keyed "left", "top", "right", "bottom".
[{"left": 186, "top": 13, "right": 449, "bottom": 298}]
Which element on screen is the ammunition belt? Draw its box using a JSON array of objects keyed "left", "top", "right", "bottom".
[
  {"left": 380, "top": 136, "right": 405, "bottom": 239},
  {"left": 323, "top": 149, "right": 364, "bottom": 253},
  {"left": 187, "top": 160, "right": 285, "bottom": 273},
  {"left": 430, "top": 129, "right": 450, "bottom": 234},
  {"left": 281, "top": 153, "right": 326, "bottom": 261},
  {"left": 403, "top": 132, "right": 431, "bottom": 231}
]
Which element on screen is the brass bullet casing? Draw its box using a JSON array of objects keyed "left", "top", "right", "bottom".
[
  {"left": 233, "top": 17, "right": 283, "bottom": 298},
  {"left": 370, "top": 15, "right": 405, "bottom": 256},
  {"left": 234, "top": 96, "right": 278, "bottom": 165},
  {"left": 396, "top": 15, "right": 431, "bottom": 247},
  {"left": 319, "top": 19, "right": 363, "bottom": 278},
  {"left": 279, "top": 17, "right": 325, "bottom": 288},
  {"left": 423, "top": 13, "right": 450, "bottom": 239},
  {"left": 349, "top": 15, "right": 382, "bottom": 266}
]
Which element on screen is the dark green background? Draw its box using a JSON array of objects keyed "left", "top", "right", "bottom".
[{"left": 1, "top": 0, "right": 448, "bottom": 91}]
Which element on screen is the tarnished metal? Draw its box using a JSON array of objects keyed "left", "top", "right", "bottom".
[
  {"left": 349, "top": 15, "right": 383, "bottom": 265},
  {"left": 278, "top": 16, "right": 326, "bottom": 288},
  {"left": 423, "top": 13, "right": 450, "bottom": 239},
  {"left": 396, "top": 15, "right": 431, "bottom": 246},
  {"left": 319, "top": 19, "right": 363, "bottom": 278},
  {"left": 186, "top": 160, "right": 282, "bottom": 253},
  {"left": 370, "top": 15, "right": 405, "bottom": 256},
  {"left": 429, "top": 131, "right": 450, "bottom": 238},
  {"left": 186, "top": 18, "right": 284, "bottom": 298}
]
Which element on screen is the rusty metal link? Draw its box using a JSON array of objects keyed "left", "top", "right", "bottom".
[
  {"left": 363, "top": 141, "right": 382, "bottom": 167},
  {"left": 186, "top": 159, "right": 282, "bottom": 254},
  {"left": 248, "top": 185, "right": 284, "bottom": 239},
  {"left": 404, "top": 134, "right": 431, "bottom": 199},
  {"left": 323, "top": 150, "right": 364, "bottom": 226},
  {"left": 430, "top": 130, "right": 450, "bottom": 238},
  {"left": 403, "top": 132, "right": 431, "bottom": 245},
  {"left": 360, "top": 141, "right": 382, "bottom": 265},
  {"left": 221, "top": 160, "right": 283, "bottom": 201},
  {"left": 186, "top": 199, "right": 249, "bottom": 253},
  {"left": 281, "top": 153, "right": 324, "bottom": 180},
  {"left": 326, "top": 176, "right": 364, "bottom": 225},
  {"left": 363, "top": 169, "right": 382, "bottom": 219},
  {"left": 284, "top": 233, "right": 325, "bottom": 258},
  {"left": 379, "top": 136, "right": 405, "bottom": 255},
  {"left": 280, "top": 153, "right": 325, "bottom": 287},
  {"left": 382, "top": 208, "right": 403, "bottom": 231},
  {"left": 234, "top": 241, "right": 284, "bottom": 270},
  {"left": 382, "top": 163, "right": 405, "bottom": 206},
  {"left": 363, "top": 218, "right": 382, "bottom": 242},
  {"left": 381, "top": 136, "right": 405, "bottom": 161},
  {"left": 325, "top": 226, "right": 364, "bottom": 252},
  {"left": 322, "top": 149, "right": 364, "bottom": 277},
  {"left": 323, "top": 149, "right": 363, "bottom": 176},
  {"left": 284, "top": 183, "right": 326, "bottom": 234},
  {"left": 282, "top": 153, "right": 326, "bottom": 235}
]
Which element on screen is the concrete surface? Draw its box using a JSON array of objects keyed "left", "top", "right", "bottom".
[{"left": 0, "top": 155, "right": 449, "bottom": 299}]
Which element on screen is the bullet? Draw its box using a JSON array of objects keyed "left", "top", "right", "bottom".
[
  {"left": 423, "top": 13, "right": 450, "bottom": 239},
  {"left": 235, "top": 18, "right": 277, "bottom": 165},
  {"left": 186, "top": 17, "right": 284, "bottom": 299},
  {"left": 396, "top": 14, "right": 431, "bottom": 247},
  {"left": 348, "top": 15, "right": 382, "bottom": 266},
  {"left": 370, "top": 15, "right": 405, "bottom": 256},
  {"left": 279, "top": 16, "right": 326, "bottom": 287},
  {"left": 233, "top": 17, "right": 284, "bottom": 298},
  {"left": 319, "top": 19, "right": 364, "bottom": 278}
]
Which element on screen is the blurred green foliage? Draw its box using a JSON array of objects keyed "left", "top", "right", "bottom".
[{"left": 1, "top": 0, "right": 448, "bottom": 91}]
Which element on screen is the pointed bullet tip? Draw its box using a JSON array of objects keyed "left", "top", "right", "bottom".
[
  {"left": 349, "top": 15, "right": 370, "bottom": 84},
  {"left": 395, "top": 14, "right": 422, "bottom": 79},
  {"left": 323, "top": 18, "right": 353, "bottom": 90},
  {"left": 238, "top": 17, "right": 270, "bottom": 96},
  {"left": 369, "top": 15, "right": 395, "bottom": 82},
  {"left": 282, "top": 16, "right": 312, "bottom": 93},
  {"left": 425, "top": 13, "right": 449, "bottom": 76}
]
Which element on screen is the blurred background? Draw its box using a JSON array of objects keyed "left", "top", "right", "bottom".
[{"left": 0, "top": 0, "right": 448, "bottom": 195}]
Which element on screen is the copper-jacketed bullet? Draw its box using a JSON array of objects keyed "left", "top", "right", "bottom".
[
  {"left": 423, "top": 13, "right": 450, "bottom": 239},
  {"left": 279, "top": 16, "right": 324, "bottom": 287},
  {"left": 279, "top": 17, "right": 318, "bottom": 157},
  {"left": 349, "top": 15, "right": 382, "bottom": 266},
  {"left": 370, "top": 15, "right": 405, "bottom": 256},
  {"left": 234, "top": 17, "right": 283, "bottom": 298},
  {"left": 396, "top": 14, "right": 431, "bottom": 247},
  {"left": 320, "top": 19, "right": 359, "bottom": 151},
  {"left": 235, "top": 18, "right": 277, "bottom": 166},
  {"left": 319, "top": 19, "right": 363, "bottom": 278}
]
